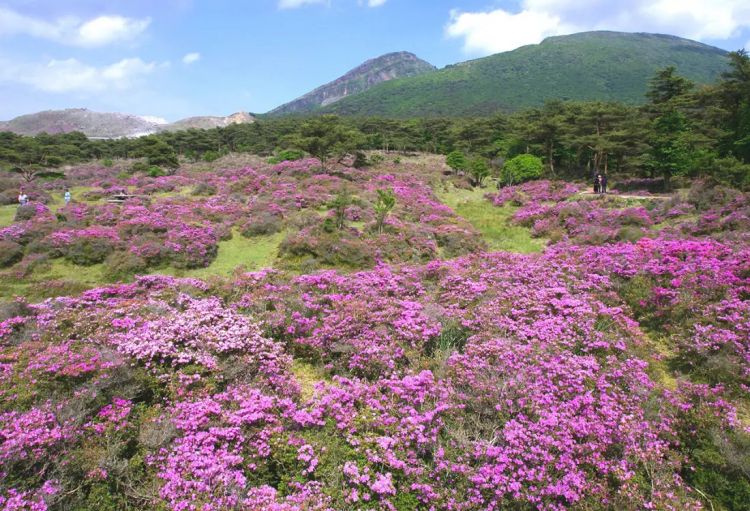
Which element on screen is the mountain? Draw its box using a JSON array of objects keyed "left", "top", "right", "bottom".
[
  {"left": 267, "top": 51, "right": 436, "bottom": 116},
  {"left": 161, "top": 112, "right": 255, "bottom": 131},
  {"left": 320, "top": 31, "right": 730, "bottom": 117},
  {"left": 0, "top": 109, "right": 163, "bottom": 138},
  {"left": 0, "top": 109, "right": 255, "bottom": 138}
]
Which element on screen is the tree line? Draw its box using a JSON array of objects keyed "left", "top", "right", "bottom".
[{"left": 2, "top": 50, "right": 749, "bottom": 189}]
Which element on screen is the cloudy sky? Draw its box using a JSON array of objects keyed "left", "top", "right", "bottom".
[{"left": 1, "top": 0, "right": 749, "bottom": 121}]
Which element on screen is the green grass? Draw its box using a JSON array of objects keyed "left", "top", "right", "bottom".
[
  {"left": 438, "top": 186, "right": 545, "bottom": 253},
  {"left": 0, "top": 205, "right": 16, "bottom": 227},
  {"left": 167, "top": 230, "right": 285, "bottom": 279},
  {"left": 0, "top": 187, "right": 98, "bottom": 229},
  {"left": 0, "top": 229, "right": 284, "bottom": 302},
  {"left": 150, "top": 187, "right": 190, "bottom": 200},
  {"left": 0, "top": 259, "right": 107, "bottom": 303},
  {"left": 47, "top": 186, "right": 98, "bottom": 208},
  {"left": 291, "top": 360, "right": 330, "bottom": 400}
]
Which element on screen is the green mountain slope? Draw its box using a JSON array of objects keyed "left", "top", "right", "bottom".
[{"left": 321, "top": 31, "right": 729, "bottom": 117}]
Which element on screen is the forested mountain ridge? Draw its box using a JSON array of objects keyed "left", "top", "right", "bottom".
[
  {"left": 268, "top": 51, "right": 436, "bottom": 116},
  {"left": 321, "top": 31, "right": 730, "bottom": 117}
]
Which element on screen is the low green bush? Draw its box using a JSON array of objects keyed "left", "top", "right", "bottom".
[
  {"left": 267, "top": 149, "right": 306, "bottom": 164},
  {"left": 241, "top": 213, "right": 284, "bottom": 237},
  {"left": 191, "top": 182, "right": 217, "bottom": 196},
  {"left": 65, "top": 238, "right": 116, "bottom": 266},
  {"left": 501, "top": 154, "right": 544, "bottom": 185},
  {"left": 0, "top": 240, "right": 23, "bottom": 267},
  {"left": 104, "top": 251, "right": 148, "bottom": 281}
]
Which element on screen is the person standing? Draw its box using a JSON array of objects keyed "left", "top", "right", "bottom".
[
  {"left": 593, "top": 175, "right": 600, "bottom": 194},
  {"left": 18, "top": 190, "right": 28, "bottom": 206},
  {"left": 600, "top": 174, "right": 608, "bottom": 195},
  {"left": 64, "top": 189, "right": 71, "bottom": 205}
]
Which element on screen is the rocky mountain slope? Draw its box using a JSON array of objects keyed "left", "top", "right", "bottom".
[
  {"left": 0, "top": 109, "right": 255, "bottom": 138},
  {"left": 0, "top": 109, "right": 163, "bottom": 138},
  {"left": 267, "top": 51, "right": 436, "bottom": 116},
  {"left": 163, "top": 111, "right": 255, "bottom": 131}
]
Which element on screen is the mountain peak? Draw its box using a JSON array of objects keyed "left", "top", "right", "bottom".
[{"left": 268, "top": 51, "right": 435, "bottom": 116}]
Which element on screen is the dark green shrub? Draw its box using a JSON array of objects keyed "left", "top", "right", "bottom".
[
  {"left": 322, "top": 216, "right": 337, "bottom": 233},
  {"left": 147, "top": 165, "right": 166, "bottom": 177},
  {"left": 468, "top": 157, "right": 491, "bottom": 187},
  {"left": 191, "top": 182, "right": 217, "bottom": 196},
  {"left": 616, "top": 226, "right": 646, "bottom": 242},
  {"left": 104, "top": 251, "right": 147, "bottom": 281},
  {"left": 353, "top": 151, "right": 368, "bottom": 168},
  {"left": 0, "top": 240, "right": 23, "bottom": 267},
  {"left": 687, "top": 180, "right": 740, "bottom": 211},
  {"left": 102, "top": 158, "right": 114, "bottom": 168},
  {"left": 65, "top": 238, "right": 116, "bottom": 265},
  {"left": 202, "top": 151, "right": 220, "bottom": 162},
  {"left": 14, "top": 204, "right": 41, "bottom": 221},
  {"left": 327, "top": 190, "right": 351, "bottom": 230},
  {"left": 279, "top": 231, "right": 375, "bottom": 271},
  {"left": 0, "top": 300, "right": 32, "bottom": 322},
  {"left": 0, "top": 190, "right": 17, "bottom": 205},
  {"left": 241, "top": 213, "right": 283, "bottom": 237},
  {"left": 130, "top": 161, "right": 149, "bottom": 174},
  {"left": 267, "top": 149, "right": 305, "bottom": 164},
  {"left": 392, "top": 492, "right": 420, "bottom": 511},
  {"left": 709, "top": 156, "right": 750, "bottom": 191},
  {"left": 674, "top": 405, "right": 750, "bottom": 511},
  {"left": 446, "top": 150, "right": 467, "bottom": 173},
  {"left": 434, "top": 228, "right": 485, "bottom": 258},
  {"left": 368, "top": 153, "right": 385, "bottom": 165}
]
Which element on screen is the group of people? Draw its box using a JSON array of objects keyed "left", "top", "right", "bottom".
[
  {"left": 17, "top": 189, "right": 72, "bottom": 206},
  {"left": 593, "top": 174, "right": 608, "bottom": 194}
]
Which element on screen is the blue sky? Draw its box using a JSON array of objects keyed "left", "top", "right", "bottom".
[{"left": 1, "top": 0, "right": 749, "bottom": 121}]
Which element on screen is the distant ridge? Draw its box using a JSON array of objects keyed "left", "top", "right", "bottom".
[
  {"left": 0, "top": 109, "right": 162, "bottom": 138},
  {"left": 318, "top": 31, "right": 730, "bottom": 117},
  {"left": 0, "top": 109, "right": 255, "bottom": 138},
  {"left": 267, "top": 51, "right": 436, "bottom": 116},
  {"left": 162, "top": 112, "right": 256, "bottom": 132}
]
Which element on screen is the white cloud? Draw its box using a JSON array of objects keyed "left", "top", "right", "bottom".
[
  {"left": 446, "top": 0, "right": 750, "bottom": 56},
  {"left": 0, "top": 57, "right": 158, "bottom": 93},
  {"left": 182, "top": 52, "right": 201, "bottom": 64},
  {"left": 278, "top": 0, "right": 329, "bottom": 9},
  {"left": 76, "top": 15, "right": 151, "bottom": 47},
  {"left": 360, "top": 0, "right": 387, "bottom": 6},
  {"left": 446, "top": 8, "right": 567, "bottom": 55},
  {"left": 0, "top": 6, "right": 150, "bottom": 47}
]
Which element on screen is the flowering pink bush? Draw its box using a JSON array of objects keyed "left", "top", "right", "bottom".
[
  {"left": 111, "top": 294, "right": 288, "bottom": 376},
  {"left": 491, "top": 180, "right": 579, "bottom": 206}
]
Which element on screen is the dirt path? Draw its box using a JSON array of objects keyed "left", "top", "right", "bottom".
[{"left": 578, "top": 191, "right": 671, "bottom": 200}]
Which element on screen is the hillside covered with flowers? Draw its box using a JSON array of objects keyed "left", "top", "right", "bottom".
[{"left": 0, "top": 153, "right": 748, "bottom": 511}]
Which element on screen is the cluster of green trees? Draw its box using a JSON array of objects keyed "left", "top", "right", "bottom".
[{"left": 2, "top": 51, "right": 749, "bottom": 188}]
